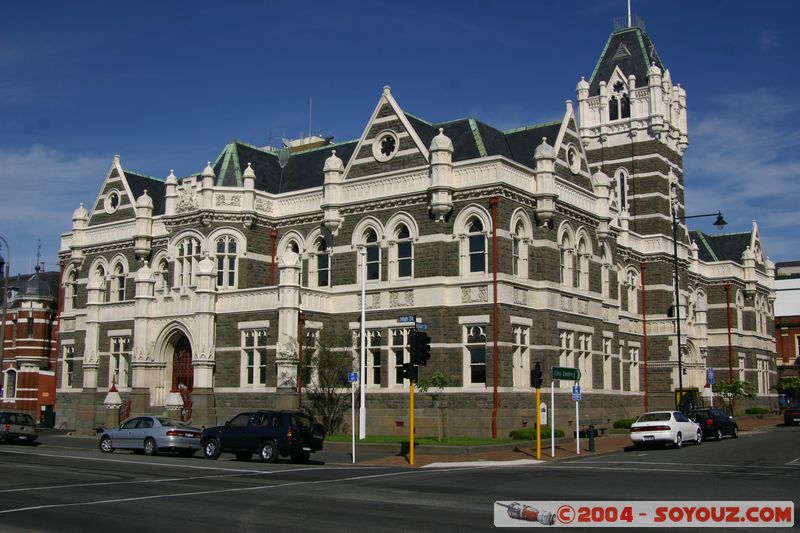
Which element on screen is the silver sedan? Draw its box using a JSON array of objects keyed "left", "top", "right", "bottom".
[{"left": 99, "top": 416, "right": 202, "bottom": 456}]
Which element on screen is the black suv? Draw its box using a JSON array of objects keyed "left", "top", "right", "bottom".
[
  {"left": 201, "top": 410, "right": 325, "bottom": 464},
  {"left": 690, "top": 408, "right": 738, "bottom": 440}
]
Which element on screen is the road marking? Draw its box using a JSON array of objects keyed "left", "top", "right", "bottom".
[
  {"left": 785, "top": 458, "right": 800, "bottom": 466},
  {"left": 0, "top": 464, "right": 491, "bottom": 514},
  {"left": 422, "top": 459, "right": 543, "bottom": 468},
  {"left": 0, "top": 472, "right": 266, "bottom": 494},
  {"left": 574, "top": 460, "right": 796, "bottom": 471}
]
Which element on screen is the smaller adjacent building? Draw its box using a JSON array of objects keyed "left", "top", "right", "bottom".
[
  {"left": 775, "top": 261, "right": 800, "bottom": 381},
  {"left": 0, "top": 268, "right": 60, "bottom": 426}
]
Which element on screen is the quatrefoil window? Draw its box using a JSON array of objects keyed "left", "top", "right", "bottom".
[{"left": 372, "top": 130, "right": 400, "bottom": 162}]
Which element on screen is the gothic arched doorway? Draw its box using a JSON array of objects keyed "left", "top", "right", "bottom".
[{"left": 173, "top": 336, "right": 193, "bottom": 422}]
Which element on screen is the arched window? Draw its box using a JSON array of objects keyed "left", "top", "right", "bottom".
[
  {"left": 512, "top": 221, "right": 526, "bottom": 277},
  {"left": 314, "top": 238, "right": 330, "bottom": 287},
  {"left": 577, "top": 237, "right": 589, "bottom": 290},
  {"left": 93, "top": 263, "right": 107, "bottom": 302},
  {"left": 175, "top": 236, "right": 201, "bottom": 288},
  {"left": 609, "top": 81, "right": 630, "bottom": 120},
  {"left": 465, "top": 325, "right": 487, "bottom": 385},
  {"left": 112, "top": 262, "right": 126, "bottom": 302},
  {"left": 394, "top": 223, "right": 413, "bottom": 279},
  {"left": 215, "top": 235, "right": 238, "bottom": 289},
  {"left": 601, "top": 245, "right": 611, "bottom": 298},
  {"left": 4, "top": 369, "right": 16, "bottom": 398},
  {"left": 626, "top": 269, "right": 638, "bottom": 314},
  {"left": 559, "top": 232, "right": 574, "bottom": 287},
  {"left": 613, "top": 169, "right": 628, "bottom": 211},
  {"left": 65, "top": 270, "right": 77, "bottom": 311},
  {"left": 467, "top": 217, "right": 486, "bottom": 273},
  {"left": 364, "top": 229, "right": 380, "bottom": 281}
]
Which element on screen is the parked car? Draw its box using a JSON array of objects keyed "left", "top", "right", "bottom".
[
  {"left": 98, "top": 416, "right": 202, "bottom": 456},
  {"left": 630, "top": 411, "right": 702, "bottom": 449},
  {"left": 201, "top": 410, "right": 325, "bottom": 464},
  {"left": 689, "top": 408, "right": 738, "bottom": 440},
  {"left": 784, "top": 404, "right": 800, "bottom": 426},
  {"left": 0, "top": 411, "right": 38, "bottom": 444}
]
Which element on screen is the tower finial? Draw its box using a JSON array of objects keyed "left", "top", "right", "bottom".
[{"left": 627, "top": 0, "right": 632, "bottom": 28}]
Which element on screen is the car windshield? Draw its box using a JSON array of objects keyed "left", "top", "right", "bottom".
[
  {"left": 157, "top": 418, "right": 191, "bottom": 427},
  {"left": 637, "top": 413, "right": 671, "bottom": 422}
]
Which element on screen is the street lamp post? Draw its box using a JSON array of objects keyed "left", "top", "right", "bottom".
[
  {"left": 0, "top": 236, "right": 9, "bottom": 395},
  {"left": 670, "top": 186, "right": 726, "bottom": 410}
]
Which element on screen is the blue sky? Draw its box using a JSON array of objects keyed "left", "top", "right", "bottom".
[{"left": 1, "top": 1, "right": 799, "bottom": 272}]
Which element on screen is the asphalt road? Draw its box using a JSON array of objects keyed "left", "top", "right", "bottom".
[{"left": 0, "top": 425, "right": 795, "bottom": 532}]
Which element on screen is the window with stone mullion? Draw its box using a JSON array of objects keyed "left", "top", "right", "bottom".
[
  {"left": 110, "top": 336, "right": 131, "bottom": 388},
  {"left": 467, "top": 218, "right": 486, "bottom": 273},
  {"left": 365, "top": 229, "right": 380, "bottom": 281},
  {"left": 395, "top": 224, "right": 413, "bottom": 279},
  {"left": 315, "top": 238, "right": 330, "bottom": 287},
  {"left": 215, "top": 236, "right": 238, "bottom": 289},
  {"left": 63, "top": 345, "right": 75, "bottom": 388},
  {"left": 390, "top": 328, "right": 409, "bottom": 387},
  {"left": 466, "top": 325, "right": 487, "bottom": 385}
]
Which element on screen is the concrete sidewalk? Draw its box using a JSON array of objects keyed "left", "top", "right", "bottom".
[{"left": 357, "top": 415, "right": 782, "bottom": 468}]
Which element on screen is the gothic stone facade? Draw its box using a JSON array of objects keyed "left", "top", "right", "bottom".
[{"left": 57, "top": 26, "right": 776, "bottom": 436}]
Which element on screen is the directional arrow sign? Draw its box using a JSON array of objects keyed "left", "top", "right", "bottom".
[{"left": 552, "top": 367, "right": 581, "bottom": 381}]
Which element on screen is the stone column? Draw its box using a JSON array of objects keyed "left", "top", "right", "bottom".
[{"left": 276, "top": 251, "right": 300, "bottom": 392}]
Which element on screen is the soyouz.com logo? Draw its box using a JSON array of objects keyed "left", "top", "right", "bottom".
[{"left": 493, "top": 501, "right": 794, "bottom": 528}]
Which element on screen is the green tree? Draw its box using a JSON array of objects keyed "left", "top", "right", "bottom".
[
  {"left": 301, "top": 330, "right": 356, "bottom": 435},
  {"left": 416, "top": 371, "right": 449, "bottom": 442},
  {"left": 712, "top": 380, "right": 755, "bottom": 407},
  {"left": 776, "top": 377, "right": 800, "bottom": 402}
]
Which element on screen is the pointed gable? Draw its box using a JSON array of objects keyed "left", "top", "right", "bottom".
[
  {"left": 588, "top": 27, "right": 665, "bottom": 96},
  {"left": 87, "top": 156, "right": 139, "bottom": 227},
  {"left": 344, "top": 86, "right": 430, "bottom": 180}
]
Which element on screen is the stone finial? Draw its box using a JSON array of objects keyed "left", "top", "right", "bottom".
[
  {"left": 576, "top": 76, "right": 589, "bottom": 91},
  {"left": 136, "top": 189, "right": 153, "bottom": 209},
  {"left": 243, "top": 162, "right": 256, "bottom": 180},
  {"left": 166, "top": 169, "right": 178, "bottom": 185},
  {"left": 72, "top": 202, "right": 89, "bottom": 221},
  {"left": 534, "top": 137, "right": 555, "bottom": 160},
  {"left": 591, "top": 169, "right": 610, "bottom": 189},
  {"left": 648, "top": 61, "right": 662, "bottom": 77},
  {"left": 323, "top": 149, "right": 344, "bottom": 172},
  {"left": 429, "top": 128, "right": 454, "bottom": 152},
  {"left": 202, "top": 161, "right": 215, "bottom": 179},
  {"left": 383, "top": 85, "right": 391, "bottom": 96}
]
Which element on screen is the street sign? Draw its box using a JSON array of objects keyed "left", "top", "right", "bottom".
[
  {"left": 572, "top": 384, "right": 581, "bottom": 401},
  {"left": 416, "top": 322, "right": 428, "bottom": 331},
  {"left": 708, "top": 367, "right": 715, "bottom": 385},
  {"left": 552, "top": 367, "right": 581, "bottom": 381},
  {"left": 398, "top": 315, "right": 416, "bottom": 323},
  {"left": 348, "top": 371, "right": 358, "bottom": 383}
]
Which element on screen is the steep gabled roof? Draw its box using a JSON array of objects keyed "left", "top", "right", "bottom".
[
  {"left": 690, "top": 231, "right": 751, "bottom": 263},
  {"left": 588, "top": 27, "right": 665, "bottom": 96},
  {"left": 125, "top": 170, "right": 166, "bottom": 215}
]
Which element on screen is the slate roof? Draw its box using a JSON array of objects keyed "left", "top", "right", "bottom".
[
  {"left": 125, "top": 170, "right": 167, "bottom": 216},
  {"left": 690, "top": 231, "right": 751, "bottom": 263},
  {"left": 588, "top": 27, "right": 665, "bottom": 96}
]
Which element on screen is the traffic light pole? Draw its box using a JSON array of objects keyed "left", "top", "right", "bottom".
[
  {"left": 409, "top": 380, "right": 415, "bottom": 466},
  {"left": 535, "top": 386, "right": 541, "bottom": 460}
]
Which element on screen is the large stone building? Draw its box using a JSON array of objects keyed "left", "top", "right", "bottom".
[
  {"left": 774, "top": 261, "right": 800, "bottom": 383},
  {"left": 57, "top": 21, "right": 776, "bottom": 436}
]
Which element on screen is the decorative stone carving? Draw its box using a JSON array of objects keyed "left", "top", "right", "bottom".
[
  {"left": 176, "top": 189, "right": 199, "bottom": 213},
  {"left": 513, "top": 288, "right": 528, "bottom": 305},
  {"left": 255, "top": 198, "right": 272, "bottom": 213},
  {"left": 577, "top": 299, "right": 589, "bottom": 315},
  {"left": 215, "top": 194, "right": 242, "bottom": 207},
  {"left": 366, "top": 293, "right": 381, "bottom": 310},
  {"left": 389, "top": 290, "right": 414, "bottom": 308},
  {"left": 461, "top": 286, "right": 488, "bottom": 303},
  {"left": 560, "top": 295, "right": 573, "bottom": 311}
]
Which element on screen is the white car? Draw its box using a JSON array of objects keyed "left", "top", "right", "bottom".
[{"left": 630, "top": 411, "right": 702, "bottom": 449}]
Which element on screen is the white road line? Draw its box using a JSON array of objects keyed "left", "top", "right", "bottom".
[
  {"left": 573, "top": 460, "right": 796, "bottom": 470},
  {"left": 785, "top": 458, "right": 800, "bottom": 466},
  {"left": 541, "top": 465, "right": 776, "bottom": 476},
  {"left": 0, "top": 464, "right": 490, "bottom": 514}
]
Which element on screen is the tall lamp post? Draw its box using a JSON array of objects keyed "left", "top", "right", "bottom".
[
  {"left": 0, "top": 236, "right": 9, "bottom": 395},
  {"left": 670, "top": 185, "right": 726, "bottom": 409}
]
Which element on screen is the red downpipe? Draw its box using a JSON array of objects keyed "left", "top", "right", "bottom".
[
  {"left": 298, "top": 311, "right": 306, "bottom": 408},
  {"left": 724, "top": 284, "right": 733, "bottom": 382},
  {"left": 489, "top": 196, "right": 499, "bottom": 439},
  {"left": 640, "top": 261, "right": 648, "bottom": 412},
  {"left": 270, "top": 228, "right": 279, "bottom": 285}
]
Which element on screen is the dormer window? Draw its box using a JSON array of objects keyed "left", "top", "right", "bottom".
[{"left": 609, "top": 81, "right": 630, "bottom": 121}]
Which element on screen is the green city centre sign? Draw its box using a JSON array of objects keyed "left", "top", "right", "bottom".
[{"left": 551, "top": 367, "right": 581, "bottom": 381}]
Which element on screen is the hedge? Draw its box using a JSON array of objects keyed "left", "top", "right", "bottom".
[{"left": 509, "top": 427, "right": 564, "bottom": 440}]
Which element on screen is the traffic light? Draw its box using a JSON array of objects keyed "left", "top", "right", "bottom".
[
  {"left": 531, "top": 361, "right": 543, "bottom": 388},
  {"left": 412, "top": 329, "right": 431, "bottom": 366},
  {"left": 401, "top": 362, "right": 418, "bottom": 382}
]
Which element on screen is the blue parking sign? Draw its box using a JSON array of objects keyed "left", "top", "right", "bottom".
[
  {"left": 348, "top": 371, "right": 358, "bottom": 383},
  {"left": 572, "top": 384, "right": 581, "bottom": 401}
]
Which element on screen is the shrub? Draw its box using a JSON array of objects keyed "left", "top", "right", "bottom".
[
  {"left": 744, "top": 407, "right": 770, "bottom": 415},
  {"left": 509, "top": 427, "right": 564, "bottom": 440},
  {"left": 613, "top": 418, "right": 637, "bottom": 429}
]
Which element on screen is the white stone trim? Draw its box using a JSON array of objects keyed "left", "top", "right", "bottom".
[
  {"left": 510, "top": 316, "right": 533, "bottom": 326},
  {"left": 107, "top": 329, "right": 132, "bottom": 337},
  {"left": 459, "top": 315, "right": 490, "bottom": 324},
  {"left": 557, "top": 321, "right": 595, "bottom": 334},
  {"left": 238, "top": 320, "right": 270, "bottom": 330}
]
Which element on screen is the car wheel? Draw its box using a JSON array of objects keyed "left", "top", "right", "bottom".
[
  {"left": 291, "top": 452, "right": 310, "bottom": 464},
  {"left": 695, "top": 430, "right": 702, "bottom": 445},
  {"left": 258, "top": 441, "right": 277, "bottom": 463},
  {"left": 235, "top": 452, "right": 252, "bottom": 462},
  {"left": 731, "top": 426, "right": 739, "bottom": 439},
  {"left": 675, "top": 432, "right": 682, "bottom": 449},
  {"left": 715, "top": 428, "right": 723, "bottom": 441},
  {"left": 99, "top": 436, "right": 114, "bottom": 453},
  {"left": 179, "top": 449, "right": 195, "bottom": 458},
  {"left": 143, "top": 438, "right": 159, "bottom": 456},
  {"left": 203, "top": 438, "right": 222, "bottom": 460}
]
